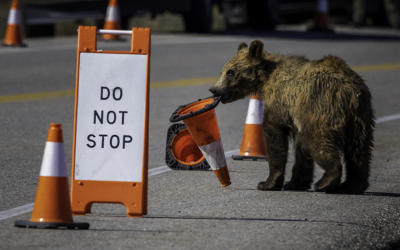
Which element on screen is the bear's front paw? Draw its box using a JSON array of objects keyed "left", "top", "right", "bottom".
[
  {"left": 283, "top": 181, "right": 311, "bottom": 191},
  {"left": 257, "top": 181, "right": 282, "bottom": 191}
]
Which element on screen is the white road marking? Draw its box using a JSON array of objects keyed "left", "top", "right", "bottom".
[
  {"left": 0, "top": 203, "right": 33, "bottom": 221},
  {"left": 0, "top": 114, "right": 399, "bottom": 220},
  {"left": 149, "top": 165, "right": 171, "bottom": 176},
  {"left": 149, "top": 149, "right": 240, "bottom": 177},
  {"left": 375, "top": 113, "right": 400, "bottom": 124},
  {"left": 0, "top": 149, "right": 240, "bottom": 220}
]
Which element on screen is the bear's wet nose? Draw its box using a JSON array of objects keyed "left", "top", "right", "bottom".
[{"left": 209, "top": 86, "right": 217, "bottom": 95}]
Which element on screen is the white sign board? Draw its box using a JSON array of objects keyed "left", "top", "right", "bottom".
[{"left": 74, "top": 53, "right": 147, "bottom": 182}]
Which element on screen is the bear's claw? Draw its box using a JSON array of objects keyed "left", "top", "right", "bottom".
[
  {"left": 314, "top": 177, "right": 341, "bottom": 192},
  {"left": 257, "top": 181, "right": 283, "bottom": 191}
]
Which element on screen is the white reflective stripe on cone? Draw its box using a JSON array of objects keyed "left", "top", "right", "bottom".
[
  {"left": 105, "top": 7, "right": 120, "bottom": 22},
  {"left": 198, "top": 138, "right": 227, "bottom": 171},
  {"left": 7, "top": 10, "right": 21, "bottom": 25},
  {"left": 317, "top": 0, "right": 328, "bottom": 13},
  {"left": 39, "top": 142, "right": 68, "bottom": 177},
  {"left": 245, "top": 99, "right": 264, "bottom": 125}
]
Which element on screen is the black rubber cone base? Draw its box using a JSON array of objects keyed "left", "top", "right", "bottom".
[
  {"left": 165, "top": 123, "right": 210, "bottom": 170},
  {"left": 232, "top": 155, "right": 268, "bottom": 161},
  {"left": 1, "top": 43, "right": 27, "bottom": 47},
  {"left": 14, "top": 220, "right": 90, "bottom": 230}
]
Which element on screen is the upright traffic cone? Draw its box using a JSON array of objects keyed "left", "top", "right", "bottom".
[
  {"left": 233, "top": 93, "right": 268, "bottom": 161},
  {"left": 2, "top": 0, "right": 26, "bottom": 47},
  {"left": 308, "top": 0, "right": 334, "bottom": 32},
  {"left": 102, "top": 0, "right": 121, "bottom": 41},
  {"left": 15, "top": 124, "right": 89, "bottom": 229},
  {"left": 170, "top": 96, "right": 231, "bottom": 187}
]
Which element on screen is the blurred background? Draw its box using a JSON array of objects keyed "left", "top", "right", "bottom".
[{"left": 0, "top": 0, "right": 399, "bottom": 38}]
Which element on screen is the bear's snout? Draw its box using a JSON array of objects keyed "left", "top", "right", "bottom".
[{"left": 209, "top": 86, "right": 218, "bottom": 96}]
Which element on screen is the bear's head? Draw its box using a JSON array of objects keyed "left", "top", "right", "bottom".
[{"left": 209, "top": 40, "right": 266, "bottom": 104}]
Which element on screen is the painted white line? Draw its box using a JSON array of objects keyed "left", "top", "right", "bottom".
[
  {"left": 0, "top": 203, "right": 33, "bottom": 221},
  {"left": 1, "top": 114, "right": 399, "bottom": 221},
  {"left": 149, "top": 165, "right": 171, "bottom": 176},
  {"left": 148, "top": 149, "right": 241, "bottom": 176},
  {"left": 223, "top": 149, "right": 240, "bottom": 157},
  {"left": 0, "top": 149, "right": 241, "bottom": 220},
  {"left": 375, "top": 114, "right": 400, "bottom": 124}
]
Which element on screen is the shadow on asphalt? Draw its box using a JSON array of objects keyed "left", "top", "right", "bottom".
[
  {"left": 89, "top": 229, "right": 183, "bottom": 233},
  {"left": 364, "top": 192, "right": 400, "bottom": 197},
  {"left": 146, "top": 215, "right": 362, "bottom": 227},
  {"left": 212, "top": 30, "right": 400, "bottom": 42},
  {"left": 226, "top": 189, "right": 400, "bottom": 197},
  {"left": 382, "top": 240, "right": 400, "bottom": 250}
]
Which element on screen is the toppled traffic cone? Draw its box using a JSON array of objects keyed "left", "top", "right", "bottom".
[
  {"left": 14, "top": 124, "right": 89, "bottom": 229},
  {"left": 165, "top": 123, "right": 210, "bottom": 170},
  {"left": 2, "top": 0, "right": 26, "bottom": 47},
  {"left": 308, "top": 0, "right": 334, "bottom": 32},
  {"left": 170, "top": 96, "right": 231, "bottom": 187},
  {"left": 102, "top": 0, "right": 122, "bottom": 41},
  {"left": 232, "top": 93, "right": 268, "bottom": 161}
]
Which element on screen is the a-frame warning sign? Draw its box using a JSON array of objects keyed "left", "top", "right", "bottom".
[{"left": 71, "top": 26, "right": 150, "bottom": 217}]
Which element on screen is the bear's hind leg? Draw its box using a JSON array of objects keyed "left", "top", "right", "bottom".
[
  {"left": 283, "top": 142, "right": 314, "bottom": 191},
  {"left": 326, "top": 145, "right": 371, "bottom": 195},
  {"left": 326, "top": 118, "right": 373, "bottom": 195},
  {"left": 257, "top": 123, "right": 288, "bottom": 191},
  {"left": 311, "top": 146, "right": 342, "bottom": 192}
]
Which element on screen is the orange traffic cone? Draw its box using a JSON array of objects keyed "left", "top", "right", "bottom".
[
  {"left": 102, "top": 0, "right": 122, "bottom": 41},
  {"left": 14, "top": 124, "right": 89, "bottom": 229},
  {"left": 2, "top": 0, "right": 26, "bottom": 47},
  {"left": 170, "top": 96, "right": 231, "bottom": 187},
  {"left": 233, "top": 93, "right": 268, "bottom": 161},
  {"left": 165, "top": 123, "right": 210, "bottom": 170},
  {"left": 309, "top": 0, "right": 334, "bottom": 32}
]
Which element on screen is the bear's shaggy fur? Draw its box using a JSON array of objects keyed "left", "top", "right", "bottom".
[{"left": 210, "top": 40, "right": 374, "bottom": 194}]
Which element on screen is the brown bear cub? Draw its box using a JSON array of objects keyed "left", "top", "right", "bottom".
[{"left": 210, "top": 40, "right": 374, "bottom": 194}]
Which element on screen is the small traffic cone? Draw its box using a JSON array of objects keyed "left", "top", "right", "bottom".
[
  {"left": 170, "top": 96, "right": 231, "bottom": 187},
  {"left": 2, "top": 0, "right": 26, "bottom": 47},
  {"left": 165, "top": 123, "right": 210, "bottom": 170},
  {"left": 308, "top": 0, "right": 334, "bottom": 32},
  {"left": 233, "top": 93, "right": 268, "bottom": 161},
  {"left": 14, "top": 124, "right": 89, "bottom": 229},
  {"left": 102, "top": 0, "right": 122, "bottom": 41}
]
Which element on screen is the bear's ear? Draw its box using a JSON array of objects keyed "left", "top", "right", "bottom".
[
  {"left": 249, "top": 40, "right": 264, "bottom": 59},
  {"left": 237, "top": 42, "right": 248, "bottom": 52}
]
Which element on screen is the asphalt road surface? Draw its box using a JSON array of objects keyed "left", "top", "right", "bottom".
[{"left": 1, "top": 26, "right": 400, "bottom": 249}]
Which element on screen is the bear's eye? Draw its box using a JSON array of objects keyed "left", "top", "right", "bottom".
[{"left": 227, "top": 70, "right": 234, "bottom": 76}]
